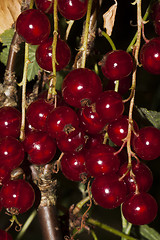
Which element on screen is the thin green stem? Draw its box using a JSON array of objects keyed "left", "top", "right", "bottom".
[
  {"left": 91, "top": 230, "right": 98, "bottom": 240},
  {"left": 87, "top": 218, "right": 137, "bottom": 240},
  {"left": 29, "top": 0, "right": 35, "bottom": 9},
  {"left": 73, "top": 195, "right": 90, "bottom": 215},
  {"left": 121, "top": 206, "right": 133, "bottom": 240},
  {"left": 16, "top": 210, "right": 37, "bottom": 240},
  {"left": 101, "top": 31, "right": 116, "bottom": 50},
  {"left": 19, "top": 43, "right": 29, "bottom": 141},
  {"left": 81, "top": 0, "right": 93, "bottom": 68},
  {"left": 126, "top": 1, "right": 153, "bottom": 52}
]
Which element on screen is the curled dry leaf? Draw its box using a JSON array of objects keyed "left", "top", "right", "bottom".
[
  {"left": 103, "top": 0, "right": 117, "bottom": 36},
  {"left": 0, "top": 0, "right": 22, "bottom": 34}
]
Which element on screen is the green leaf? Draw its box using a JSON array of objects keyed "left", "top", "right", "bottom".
[
  {"left": 139, "top": 225, "right": 160, "bottom": 240},
  {"left": 27, "top": 44, "right": 40, "bottom": 81},
  {"left": 136, "top": 107, "right": 160, "bottom": 129},
  {"left": 0, "top": 28, "right": 14, "bottom": 66}
]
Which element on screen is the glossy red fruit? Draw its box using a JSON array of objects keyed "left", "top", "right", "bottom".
[
  {"left": 0, "top": 229, "right": 13, "bottom": 240},
  {"left": 46, "top": 106, "right": 80, "bottom": 139},
  {"left": 108, "top": 115, "right": 139, "bottom": 146},
  {"left": 85, "top": 133, "right": 104, "bottom": 149},
  {"left": 0, "top": 166, "right": 11, "bottom": 186},
  {"left": 24, "top": 130, "right": 57, "bottom": 165},
  {"left": 56, "top": 128, "right": 86, "bottom": 152},
  {"left": 35, "top": 0, "right": 53, "bottom": 14},
  {"left": 61, "top": 151, "right": 88, "bottom": 181},
  {"left": 58, "top": 0, "right": 88, "bottom": 20},
  {"left": 118, "top": 160, "right": 153, "bottom": 193},
  {"left": 105, "top": 75, "right": 132, "bottom": 96},
  {"left": 91, "top": 173, "right": 127, "bottom": 209},
  {"left": 16, "top": 9, "right": 51, "bottom": 45},
  {"left": 0, "top": 179, "right": 35, "bottom": 214},
  {"left": 150, "top": 1, "right": 160, "bottom": 21},
  {"left": 79, "top": 105, "right": 106, "bottom": 134},
  {"left": 84, "top": 144, "right": 120, "bottom": 177},
  {"left": 122, "top": 192, "right": 158, "bottom": 225},
  {"left": 132, "top": 126, "right": 160, "bottom": 160},
  {"left": 0, "top": 107, "right": 21, "bottom": 138},
  {"left": 154, "top": 20, "right": 160, "bottom": 36},
  {"left": 95, "top": 90, "right": 124, "bottom": 123},
  {"left": 36, "top": 37, "right": 71, "bottom": 72},
  {"left": 101, "top": 50, "right": 133, "bottom": 81},
  {"left": 26, "top": 99, "right": 54, "bottom": 131},
  {"left": 0, "top": 137, "right": 24, "bottom": 170},
  {"left": 62, "top": 68, "right": 102, "bottom": 108},
  {"left": 140, "top": 38, "right": 160, "bottom": 74}
]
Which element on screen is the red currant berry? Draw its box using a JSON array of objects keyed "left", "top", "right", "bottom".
[
  {"left": 95, "top": 90, "right": 124, "bottom": 123},
  {"left": 0, "top": 179, "right": 35, "bottom": 214},
  {"left": 24, "top": 130, "right": 57, "bottom": 165},
  {"left": 122, "top": 192, "right": 158, "bottom": 225},
  {"left": 108, "top": 115, "right": 139, "bottom": 146},
  {"left": 35, "top": 0, "right": 53, "bottom": 14},
  {"left": 101, "top": 50, "right": 133, "bottom": 81},
  {"left": 0, "top": 137, "right": 24, "bottom": 170},
  {"left": 56, "top": 128, "right": 86, "bottom": 152},
  {"left": 78, "top": 105, "right": 106, "bottom": 134},
  {"left": 105, "top": 75, "right": 132, "bottom": 96},
  {"left": 26, "top": 99, "right": 54, "bottom": 131},
  {"left": 91, "top": 173, "right": 127, "bottom": 209},
  {"left": 0, "top": 166, "right": 11, "bottom": 186},
  {"left": 46, "top": 106, "right": 80, "bottom": 139},
  {"left": 118, "top": 160, "right": 153, "bottom": 193},
  {"left": 84, "top": 144, "right": 120, "bottom": 177},
  {"left": 150, "top": 1, "right": 160, "bottom": 22},
  {"left": 16, "top": 9, "right": 51, "bottom": 45},
  {"left": 132, "top": 126, "right": 160, "bottom": 160},
  {"left": 0, "top": 229, "right": 13, "bottom": 240},
  {"left": 62, "top": 68, "right": 102, "bottom": 108},
  {"left": 140, "top": 37, "right": 160, "bottom": 74},
  {"left": 0, "top": 107, "right": 21, "bottom": 138},
  {"left": 61, "top": 151, "right": 88, "bottom": 181},
  {"left": 85, "top": 133, "right": 104, "bottom": 149},
  {"left": 58, "top": 0, "right": 88, "bottom": 20},
  {"left": 36, "top": 37, "right": 71, "bottom": 72}
]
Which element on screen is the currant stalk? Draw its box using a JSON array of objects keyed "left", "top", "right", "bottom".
[
  {"left": 81, "top": 0, "right": 93, "bottom": 68},
  {"left": 47, "top": 0, "right": 58, "bottom": 101}
]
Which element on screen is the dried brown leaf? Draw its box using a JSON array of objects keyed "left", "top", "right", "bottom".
[
  {"left": 0, "top": 0, "right": 22, "bottom": 34},
  {"left": 103, "top": 0, "right": 117, "bottom": 36}
]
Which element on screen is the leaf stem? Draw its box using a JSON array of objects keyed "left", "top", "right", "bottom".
[
  {"left": 87, "top": 218, "right": 137, "bottom": 240},
  {"left": 19, "top": 42, "right": 30, "bottom": 141},
  {"left": 81, "top": 0, "right": 93, "bottom": 68}
]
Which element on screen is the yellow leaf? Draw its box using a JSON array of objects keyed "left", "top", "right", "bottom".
[
  {"left": 0, "top": 0, "right": 22, "bottom": 34},
  {"left": 103, "top": 0, "right": 117, "bottom": 36}
]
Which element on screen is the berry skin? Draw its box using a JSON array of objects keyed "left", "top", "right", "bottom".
[
  {"left": 95, "top": 90, "right": 124, "bottom": 123},
  {"left": 0, "top": 107, "right": 21, "bottom": 138},
  {"left": 62, "top": 68, "right": 102, "bottom": 108},
  {"left": 0, "top": 179, "right": 35, "bottom": 214},
  {"left": 61, "top": 151, "right": 88, "bottom": 181},
  {"left": 16, "top": 9, "right": 51, "bottom": 45},
  {"left": 85, "top": 133, "right": 104, "bottom": 149},
  {"left": 84, "top": 144, "right": 120, "bottom": 177},
  {"left": 56, "top": 128, "right": 86, "bottom": 152},
  {"left": 140, "top": 38, "right": 160, "bottom": 74},
  {"left": 78, "top": 105, "right": 106, "bottom": 135},
  {"left": 26, "top": 99, "right": 54, "bottom": 131},
  {"left": 46, "top": 106, "right": 80, "bottom": 139},
  {"left": 0, "top": 137, "right": 24, "bottom": 170},
  {"left": 101, "top": 50, "right": 133, "bottom": 81},
  {"left": 36, "top": 37, "right": 71, "bottom": 72},
  {"left": 23, "top": 130, "right": 57, "bottom": 165},
  {"left": 108, "top": 115, "right": 139, "bottom": 146},
  {"left": 91, "top": 173, "right": 127, "bottom": 209},
  {"left": 118, "top": 160, "right": 153, "bottom": 194},
  {"left": 58, "top": 0, "right": 88, "bottom": 20},
  {"left": 122, "top": 192, "right": 158, "bottom": 225},
  {"left": 35, "top": 0, "right": 53, "bottom": 14},
  {"left": 132, "top": 126, "right": 160, "bottom": 160},
  {"left": 0, "top": 166, "right": 11, "bottom": 186},
  {"left": 0, "top": 229, "right": 13, "bottom": 240}
]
